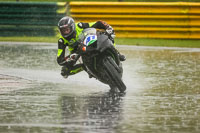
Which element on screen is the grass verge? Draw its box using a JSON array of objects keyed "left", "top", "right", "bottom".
[
  {"left": 0, "top": 36, "right": 200, "bottom": 48},
  {"left": 115, "top": 38, "right": 200, "bottom": 48},
  {"left": 0, "top": 37, "right": 58, "bottom": 43}
]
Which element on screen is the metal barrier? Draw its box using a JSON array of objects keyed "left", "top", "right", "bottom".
[
  {"left": 0, "top": 2, "right": 66, "bottom": 36},
  {"left": 70, "top": 2, "right": 200, "bottom": 39}
]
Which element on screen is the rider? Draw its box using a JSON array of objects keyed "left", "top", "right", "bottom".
[{"left": 57, "top": 16, "right": 126, "bottom": 78}]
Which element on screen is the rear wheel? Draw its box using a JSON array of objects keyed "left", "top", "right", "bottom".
[{"left": 103, "top": 56, "right": 126, "bottom": 92}]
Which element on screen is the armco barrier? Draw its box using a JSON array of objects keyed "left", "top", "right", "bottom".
[
  {"left": 0, "top": 2, "right": 66, "bottom": 36},
  {"left": 70, "top": 2, "right": 200, "bottom": 39}
]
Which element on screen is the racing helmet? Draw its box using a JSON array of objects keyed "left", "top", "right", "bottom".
[{"left": 58, "top": 16, "right": 76, "bottom": 38}]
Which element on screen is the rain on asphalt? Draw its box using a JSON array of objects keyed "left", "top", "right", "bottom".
[{"left": 0, "top": 42, "right": 200, "bottom": 133}]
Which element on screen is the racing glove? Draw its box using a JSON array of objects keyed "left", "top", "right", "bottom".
[
  {"left": 65, "top": 53, "right": 78, "bottom": 62},
  {"left": 62, "top": 53, "right": 79, "bottom": 67},
  {"left": 61, "top": 53, "right": 79, "bottom": 78}
]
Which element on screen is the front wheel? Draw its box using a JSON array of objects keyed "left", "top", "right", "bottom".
[{"left": 103, "top": 56, "right": 126, "bottom": 92}]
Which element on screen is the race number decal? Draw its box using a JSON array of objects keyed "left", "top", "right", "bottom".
[{"left": 84, "top": 35, "right": 97, "bottom": 46}]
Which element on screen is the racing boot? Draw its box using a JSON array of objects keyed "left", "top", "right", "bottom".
[
  {"left": 118, "top": 53, "right": 126, "bottom": 61},
  {"left": 61, "top": 66, "right": 70, "bottom": 78},
  {"left": 109, "top": 38, "right": 126, "bottom": 61},
  {"left": 61, "top": 64, "right": 83, "bottom": 78},
  {"left": 114, "top": 47, "right": 126, "bottom": 61},
  {"left": 116, "top": 49, "right": 126, "bottom": 61}
]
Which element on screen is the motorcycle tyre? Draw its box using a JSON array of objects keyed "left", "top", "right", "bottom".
[{"left": 103, "top": 57, "right": 126, "bottom": 92}]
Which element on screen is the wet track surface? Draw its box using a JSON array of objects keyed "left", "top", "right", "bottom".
[{"left": 0, "top": 42, "right": 200, "bottom": 133}]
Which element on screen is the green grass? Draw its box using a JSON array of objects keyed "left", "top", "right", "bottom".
[
  {"left": 115, "top": 38, "right": 200, "bottom": 48},
  {"left": 0, "top": 36, "right": 58, "bottom": 43},
  {"left": 0, "top": 36, "right": 200, "bottom": 48}
]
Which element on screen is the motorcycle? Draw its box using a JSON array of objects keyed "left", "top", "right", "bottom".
[{"left": 75, "top": 28, "right": 126, "bottom": 92}]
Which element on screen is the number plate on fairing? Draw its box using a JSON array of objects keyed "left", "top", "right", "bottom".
[{"left": 84, "top": 35, "right": 97, "bottom": 46}]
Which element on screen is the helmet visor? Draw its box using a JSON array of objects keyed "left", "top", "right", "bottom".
[{"left": 60, "top": 24, "right": 73, "bottom": 37}]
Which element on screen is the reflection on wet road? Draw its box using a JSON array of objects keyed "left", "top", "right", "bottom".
[{"left": 0, "top": 42, "right": 200, "bottom": 133}]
